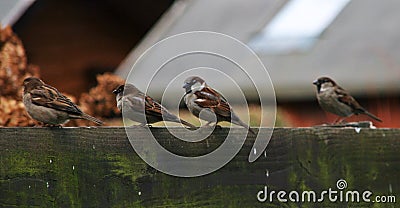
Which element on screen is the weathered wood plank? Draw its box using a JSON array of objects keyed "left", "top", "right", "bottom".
[{"left": 0, "top": 127, "right": 399, "bottom": 207}]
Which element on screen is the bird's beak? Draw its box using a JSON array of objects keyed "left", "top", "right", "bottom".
[
  {"left": 312, "top": 80, "right": 319, "bottom": 85},
  {"left": 182, "top": 83, "right": 190, "bottom": 89},
  {"left": 182, "top": 83, "right": 192, "bottom": 95}
]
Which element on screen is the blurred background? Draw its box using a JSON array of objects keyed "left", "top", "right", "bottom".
[{"left": 1, "top": 0, "right": 399, "bottom": 127}]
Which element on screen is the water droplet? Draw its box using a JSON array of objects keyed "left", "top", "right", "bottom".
[
  {"left": 354, "top": 127, "right": 361, "bottom": 133},
  {"left": 138, "top": 191, "right": 142, "bottom": 196},
  {"left": 264, "top": 151, "right": 267, "bottom": 158},
  {"left": 92, "top": 145, "right": 96, "bottom": 150},
  {"left": 389, "top": 184, "right": 392, "bottom": 193},
  {"left": 253, "top": 148, "right": 257, "bottom": 155},
  {"left": 49, "top": 159, "right": 52, "bottom": 164},
  {"left": 266, "top": 170, "right": 269, "bottom": 177},
  {"left": 28, "top": 185, "right": 31, "bottom": 189},
  {"left": 72, "top": 165, "right": 75, "bottom": 170},
  {"left": 46, "top": 182, "right": 49, "bottom": 188}
]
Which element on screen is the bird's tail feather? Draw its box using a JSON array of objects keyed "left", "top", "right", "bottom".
[
  {"left": 179, "top": 119, "right": 196, "bottom": 129},
  {"left": 233, "top": 118, "right": 256, "bottom": 136},
  {"left": 363, "top": 111, "right": 382, "bottom": 122},
  {"left": 80, "top": 113, "right": 104, "bottom": 125}
]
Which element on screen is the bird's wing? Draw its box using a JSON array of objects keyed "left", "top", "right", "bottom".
[
  {"left": 143, "top": 95, "right": 165, "bottom": 118},
  {"left": 30, "top": 85, "right": 82, "bottom": 115},
  {"left": 194, "top": 87, "right": 231, "bottom": 117},
  {"left": 335, "top": 87, "right": 363, "bottom": 110}
]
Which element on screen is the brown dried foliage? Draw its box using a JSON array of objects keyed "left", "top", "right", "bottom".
[
  {"left": 68, "top": 73, "right": 124, "bottom": 126},
  {"left": 0, "top": 26, "right": 40, "bottom": 126},
  {"left": 0, "top": 26, "right": 123, "bottom": 127}
]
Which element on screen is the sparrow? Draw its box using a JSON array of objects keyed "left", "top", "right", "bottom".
[
  {"left": 22, "top": 77, "right": 104, "bottom": 126},
  {"left": 313, "top": 77, "right": 382, "bottom": 123},
  {"left": 182, "top": 76, "right": 255, "bottom": 135},
  {"left": 112, "top": 84, "right": 196, "bottom": 128}
]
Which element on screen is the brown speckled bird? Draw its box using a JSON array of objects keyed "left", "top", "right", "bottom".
[
  {"left": 183, "top": 76, "right": 255, "bottom": 135},
  {"left": 113, "top": 84, "right": 195, "bottom": 128},
  {"left": 22, "top": 77, "right": 103, "bottom": 126},
  {"left": 313, "top": 77, "right": 382, "bottom": 123}
]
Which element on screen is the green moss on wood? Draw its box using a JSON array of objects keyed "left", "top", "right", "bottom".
[{"left": 0, "top": 127, "right": 399, "bottom": 207}]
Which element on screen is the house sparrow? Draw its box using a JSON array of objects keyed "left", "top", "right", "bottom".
[
  {"left": 22, "top": 77, "right": 104, "bottom": 126},
  {"left": 182, "top": 76, "right": 255, "bottom": 135},
  {"left": 313, "top": 77, "right": 382, "bottom": 123},
  {"left": 112, "top": 84, "right": 195, "bottom": 128}
]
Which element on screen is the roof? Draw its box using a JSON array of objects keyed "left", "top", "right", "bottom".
[
  {"left": 115, "top": 0, "right": 400, "bottom": 101},
  {"left": 0, "top": 0, "right": 34, "bottom": 27}
]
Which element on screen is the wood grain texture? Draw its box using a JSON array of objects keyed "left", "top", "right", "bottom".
[{"left": 0, "top": 127, "right": 399, "bottom": 207}]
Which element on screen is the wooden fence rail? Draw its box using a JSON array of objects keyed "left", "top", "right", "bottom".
[{"left": 0, "top": 127, "right": 399, "bottom": 207}]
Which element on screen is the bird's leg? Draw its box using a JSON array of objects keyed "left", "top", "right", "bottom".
[
  {"left": 33, "top": 122, "right": 46, "bottom": 127},
  {"left": 42, "top": 124, "right": 62, "bottom": 128},
  {"left": 333, "top": 117, "right": 346, "bottom": 124},
  {"left": 203, "top": 121, "right": 221, "bottom": 129},
  {"left": 129, "top": 123, "right": 148, "bottom": 128},
  {"left": 204, "top": 121, "right": 214, "bottom": 126}
]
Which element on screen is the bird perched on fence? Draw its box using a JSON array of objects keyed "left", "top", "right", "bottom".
[
  {"left": 112, "top": 84, "right": 195, "bottom": 128},
  {"left": 22, "top": 77, "right": 103, "bottom": 126},
  {"left": 313, "top": 77, "right": 382, "bottom": 123},
  {"left": 182, "top": 76, "right": 255, "bottom": 135}
]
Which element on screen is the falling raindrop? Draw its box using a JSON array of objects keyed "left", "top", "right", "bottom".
[
  {"left": 49, "top": 159, "right": 52, "bottom": 164},
  {"left": 72, "top": 165, "right": 75, "bottom": 170},
  {"left": 389, "top": 184, "right": 392, "bottom": 193},
  {"left": 266, "top": 170, "right": 269, "bottom": 177},
  {"left": 253, "top": 148, "right": 257, "bottom": 155},
  {"left": 28, "top": 185, "right": 31, "bottom": 189},
  {"left": 46, "top": 182, "right": 49, "bottom": 188},
  {"left": 264, "top": 151, "right": 267, "bottom": 158},
  {"left": 138, "top": 191, "right": 142, "bottom": 196},
  {"left": 92, "top": 145, "right": 96, "bottom": 150}
]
